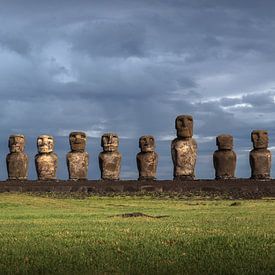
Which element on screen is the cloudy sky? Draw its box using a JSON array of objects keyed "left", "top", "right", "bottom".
[{"left": 0, "top": 0, "right": 275, "bottom": 180}]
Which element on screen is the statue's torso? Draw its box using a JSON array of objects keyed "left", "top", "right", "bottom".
[
  {"left": 250, "top": 149, "right": 271, "bottom": 179},
  {"left": 171, "top": 138, "right": 197, "bottom": 177},
  {"left": 35, "top": 153, "right": 58, "bottom": 180},
  {"left": 99, "top": 151, "right": 121, "bottom": 180},
  {"left": 6, "top": 152, "right": 28, "bottom": 179},
  {"left": 136, "top": 151, "right": 158, "bottom": 179},
  {"left": 67, "top": 152, "right": 89, "bottom": 180},
  {"left": 213, "top": 150, "right": 236, "bottom": 179}
]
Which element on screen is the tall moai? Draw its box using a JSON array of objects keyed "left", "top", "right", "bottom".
[
  {"left": 136, "top": 135, "right": 158, "bottom": 180},
  {"left": 66, "top": 132, "right": 89, "bottom": 180},
  {"left": 99, "top": 133, "right": 122, "bottom": 180},
  {"left": 35, "top": 135, "right": 58, "bottom": 180},
  {"left": 250, "top": 130, "right": 271, "bottom": 180},
  {"left": 171, "top": 115, "right": 197, "bottom": 180},
  {"left": 6, "top": 134, "right": 28, "bottom": 180},
  {"left": 213, "top": 134, "right": 236, "bottom": 179}
]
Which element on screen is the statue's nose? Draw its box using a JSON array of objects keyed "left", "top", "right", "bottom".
[
  {"left": 182, "top": 119, "right": 187, "bottom": 126},
  {"left": 75, "top": 136, "right": 81, "bottom": 142}
]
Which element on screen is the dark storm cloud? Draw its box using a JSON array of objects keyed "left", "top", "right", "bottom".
[
  {"left": 242, "top": 92, "right": 275, "bottom": 108},
  {"left": 72, "top": 21, "right": 146, "bottom": 58},
  {"left": 0, "top": 33, "right": 31, "bottom": 55},
  {"left": 0, "top": 0, "right": 275, "bottom": 179}
]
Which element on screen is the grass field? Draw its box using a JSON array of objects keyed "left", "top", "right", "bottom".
[{"left": 0, "top": 193, "right": 274, "bottom": 274}]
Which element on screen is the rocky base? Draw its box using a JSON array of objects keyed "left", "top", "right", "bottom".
[{"left": 0, "top": 179, "right": 274, "bottom": 199}]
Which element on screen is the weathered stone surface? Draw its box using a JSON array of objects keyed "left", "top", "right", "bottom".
[
  {"left": 35, "top": 135, "right": 58, "bottom": 180},
  {"left": 99, "top": 133, "right": 121, "bottom": 180},
  {"left": 171, "top": 115, "right": 197, "bottom": 180},
  {"left": 6, "top": 135, "right": 28, "bottom": 180},
  {"left": 213, "top": 134, "right": 236, "bottom": 179},
  {"left": 250, "top": 130, "right": 271, "bottom": 180},
  {"left": 136, "top": 135, "right": 158, "bottom": 180},
  {"left": 66, "top": 132, "right": 89, "bottom": 180},
  {"left": 171, "top": 139, "right": 197, "bottom": 180}
]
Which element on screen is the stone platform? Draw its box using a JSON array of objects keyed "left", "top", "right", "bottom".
[{"left": 0, "top": 180, "right": 275, "bottom": 198}]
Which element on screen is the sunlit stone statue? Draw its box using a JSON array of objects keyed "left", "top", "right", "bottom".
[
  {"left": 6, "top": 134, "right": 28, "bottom": 180},
  {"left": 250, "top": 130, "right": 271, "bottom": 180},
  {"left": 35, "top": 135, "right": 58, "bottom": 180},
  {"left": 66, "top": 131, "right": 89, "bottom": 180},
  {"left": 136, "top": 135, "right": 158, "bottom": 180},
  {"left": 213, "top": 134, "right": 236, "bottom": 180},
  {"left": 171, "top": 115, "right": 197, "bottom": 180},
  {"left": 99, "top": 133, "right": 121, "bottom": 180}
]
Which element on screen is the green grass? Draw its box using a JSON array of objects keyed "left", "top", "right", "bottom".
[{"left": 0, "top": 194, "right": 274, "bottom": 274}]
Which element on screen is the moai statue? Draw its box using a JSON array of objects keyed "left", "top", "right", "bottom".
[
  {"left": 250, "top": 130, "right": 271, "bottom": 180},
  {"left": 171, "top": 115, "right": 197, "bottom": 180},
  {"left": 6, "top": 134, "right": 28, "bottom": 180},
  {"left": 99, "top": 133, "right": 121, "bottom": 180},
  {"left": 66, "top": 132, "right": 89, "bottom": 180},
  {"left": 35, "top": 135, "right": 58, "bottom": 180},
  {"left": 136, "top": 135, "right": 158, "bottom": 180},
  {"left": 213, "top": 134, "right": 236, "bottom": 180}
]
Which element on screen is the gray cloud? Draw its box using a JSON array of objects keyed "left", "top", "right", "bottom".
[{"left": 0, "top": 0, "right": 274, "bottom": 179}]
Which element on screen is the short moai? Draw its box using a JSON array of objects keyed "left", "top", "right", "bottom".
[
  {"left": 171, "top": 115, "right": 197, "bottom": 180},
  {"left": 99, "top": 133, "right": 122, "bottom": 180},
  {"left": 250, "top": 130, "right": 271, "bottom": 180},
  {"left": 136, "top": 135, "right": 158, "bottom": 180},
  {"left": 213, "top": 134, "right": 236, "bottom": 180},
  {"left": 6, "top": 134, "right": 28, "bottom": 180},
  {"left": 35, "top": 135, "right": 58, "bottom": 180},
  {"left": 66, "top": 132, "right": 89, "bottom": 180}
]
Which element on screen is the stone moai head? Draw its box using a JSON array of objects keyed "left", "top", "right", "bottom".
[
  {"left": 9, "top": 135, "right": 25, "bottom": 153},
  {"left": 175, "top": 115, "right": 193, "bottom": 138},
  {"left": 139, "top": 135, "right": 155, "bottom": 153},
  {"left": 37, "top": 135, "right": 54, "bottom": 153},
  {"left": 216, "top": 134, "right": 233, "bottom": 150},
  {"left": 69, "top": 132, "right": 86, "bottom": 152},
  {"left": 101, "top": 133, "right": 119, "bottom": 152},
  {"left": 251, "top": 130, "right": 268, "bottom": 149}
]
